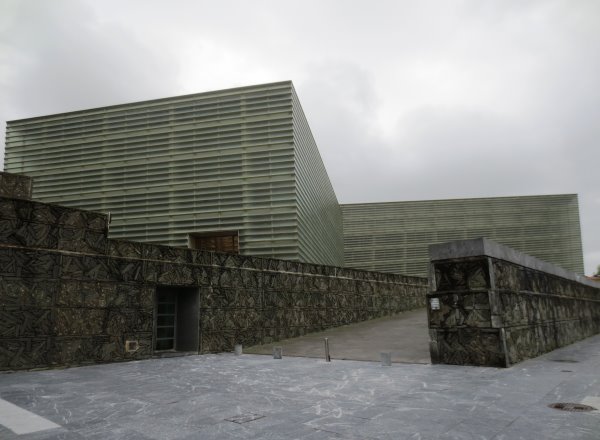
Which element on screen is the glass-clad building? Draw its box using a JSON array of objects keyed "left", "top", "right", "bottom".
[
  {"left": 4, "top": 81, "right": 344, "bottom": 266},
  {"left": 4, "top": 81, "right": 585, "bottom": 276},
  {"left": 342, "top": 195, "right": 584, "bottom": 277}
]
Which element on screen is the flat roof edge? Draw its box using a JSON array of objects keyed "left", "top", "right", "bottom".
[
  {"left": 340, "top": 194, "right": 579, "bottom": 207},
  {"left": 7, "top": 80, "right": 294, "bottom": 124}
]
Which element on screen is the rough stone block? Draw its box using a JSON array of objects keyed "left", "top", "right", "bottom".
[
  {"left": 0, "top": 308, "right": 52, "bottom": 337},
  {"left": 433, "top": 328, "right": 506, "bottom": 367},
  {"left": 109, "top": 258, "right": 144, "bottom": 283},
  {"left": 143, "top": 243, "right": 191, "bottom": 264},
  {"left": 54, "top": 308, "right": 106, "bottom": 336},
  {"left": 434, "top": 258, "right": 490, "bottom": 292},
  {"left": 0, "top": 278, "right": 56, "bottom": 307},
  {"left": 200, "top": 331, "right": 234, "bottom": 353},
  {"left": 156, "top": 263, "right": 194, "bottom": 285},
  {"left": 58, "top": 227, "right": 107, "bottom": 254},
  {"left": 0, "top": 172, "right": 33, "bottom": 199},
  {"left": 108, "top": 239, "right": 144, "bottom": 259},
  {"left": 58, "top": 208, "right": 107, "bottom": 232},
  {"left": 0, "top": 338, "right": 50, "bottom": 370}
]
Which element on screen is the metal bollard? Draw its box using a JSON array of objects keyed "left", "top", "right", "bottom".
[
  {"left": 324, "top": 338, "right": 331, "bottom": 362},
  {"left": 273, "top": 346, "right": 283, "bottom": 359},
  {"left": 381, "top": 352, "right": 392, "bottom": 367},
  {"left": 234, "top": 344, "right": 243, "bottom": 356}
]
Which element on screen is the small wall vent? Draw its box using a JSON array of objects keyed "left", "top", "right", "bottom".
[{"left": 125, "top": 340, "right": 139, "bottom": 353}]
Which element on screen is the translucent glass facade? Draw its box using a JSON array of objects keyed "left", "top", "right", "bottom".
[
  {"left": 5, "top": 81, "right": 344, "bottom": 266},
  {"left": 342, "top": 195, "right": 584, "bottom": 277}
]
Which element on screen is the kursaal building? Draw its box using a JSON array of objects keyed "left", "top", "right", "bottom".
[
  {"left": 4, "top": 82, "right": 344, "bottom": 267},
  {"left": 4, "top": 81, "right": 585, "bottom": 276}
]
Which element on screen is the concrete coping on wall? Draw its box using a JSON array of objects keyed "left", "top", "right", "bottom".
[{"left": 429, "top": 237, "right": 598, "bottom": 289}]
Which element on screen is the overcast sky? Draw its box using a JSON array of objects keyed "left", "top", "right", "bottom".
[{"left": 1, "top": 0, "right": 599, "bottom": 274}]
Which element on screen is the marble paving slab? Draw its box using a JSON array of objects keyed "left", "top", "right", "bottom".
[{"left": 1, "top": 334, "right": 599, "bottom": 439}]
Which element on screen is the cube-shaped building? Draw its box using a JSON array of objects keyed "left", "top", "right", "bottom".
[{"left": 4, "top": 81, "right": 344, "bottom": 266}]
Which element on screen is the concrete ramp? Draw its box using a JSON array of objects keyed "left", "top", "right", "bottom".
[{"left": 245, "top": 308, "right": 431, "bottom": 364}]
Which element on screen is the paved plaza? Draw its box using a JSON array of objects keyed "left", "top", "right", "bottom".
[{"left": 1, "top": 334, "right": 599, "bottom": 439}]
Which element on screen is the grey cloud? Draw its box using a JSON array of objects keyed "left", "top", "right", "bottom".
[
  {"left": 0, "top": 1, "right": 179, "bottom": 126},
  {"left": 0, "top": 0, "right": 181, "bottom": 166}
]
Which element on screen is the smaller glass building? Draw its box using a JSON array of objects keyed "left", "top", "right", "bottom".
[{"left": 342, "top": 195, "right": 584, "bottom": 277}]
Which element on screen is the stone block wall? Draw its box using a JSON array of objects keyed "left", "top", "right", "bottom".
[
  {"left": 427, "top": 238, "right": 600, "bottom": 367},
  {"left": 0, "top": 172, "right": 32, "bottom": 199},
  {"left": 0, "top": 172, "right": 428, "bottom": 370}
]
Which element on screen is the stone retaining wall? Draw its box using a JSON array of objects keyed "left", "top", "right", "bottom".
[
  {"left": 427, "top": 238, "right": 600, "bottom": 367},
  {"left": 0, "top": 172, "right": 427, "bottom": 370}
]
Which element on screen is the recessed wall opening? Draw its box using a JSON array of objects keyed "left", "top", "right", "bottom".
[
  {"left": 154, "top": 286, "right": 199, "bottom": 352},
  {"left": 188, "top": 230, "right": 239, "bottom": 254}
]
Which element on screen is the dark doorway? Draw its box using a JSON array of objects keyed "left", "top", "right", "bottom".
[{"left": 154, "top": 286, "right": 199, "bottom": 352}]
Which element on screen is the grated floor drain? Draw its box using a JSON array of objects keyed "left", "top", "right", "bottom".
[
  {"left": 548, "top": 403, "right": 596, "bottom": 412},
  {"left": 551, "top": 359, "right": 579, "bottom": 363},
  {"left": 225, "top": 413, "right": 265, "bottom": 424}
]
